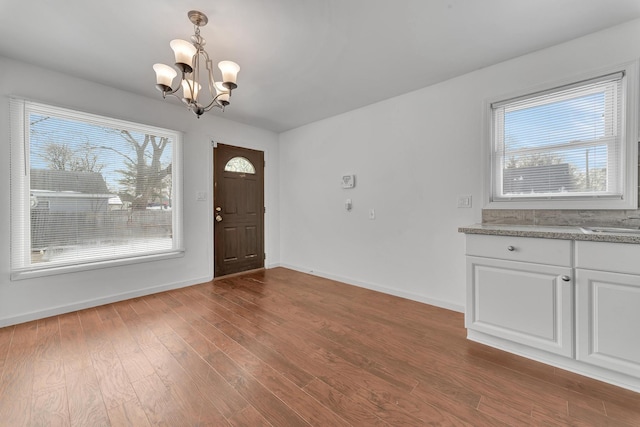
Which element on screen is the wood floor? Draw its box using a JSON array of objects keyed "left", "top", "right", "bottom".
[{"left": 1, "top": 268, "right": 639, "bottom": 426}]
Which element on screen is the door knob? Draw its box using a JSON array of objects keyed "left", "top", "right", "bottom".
[
  {"left": 215, "top": 214, "right": 223, "bottom": 222},
  {"left": 215, "top": 207, "right": 222, "bottom": 212}
]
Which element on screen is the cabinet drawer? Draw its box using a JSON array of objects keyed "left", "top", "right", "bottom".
[
  {"left": 575, "top": 241, "right": 640, "bottom": 275},
  {"left": 466, "top": 234, "right": 572, "bottom": 267}
]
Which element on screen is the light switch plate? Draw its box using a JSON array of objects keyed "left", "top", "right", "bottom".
[
  {"left": 457, "top": 195, "right": 472, "bottom": 208},
  {"left": 342, "top": 174, "right": 355, "bottom": 189}
]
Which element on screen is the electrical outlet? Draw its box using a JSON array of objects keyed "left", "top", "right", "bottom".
[{"left": 345, "top": 199, "right": 352, "bottom": 211}]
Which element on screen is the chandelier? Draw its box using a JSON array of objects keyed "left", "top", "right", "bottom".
[{"left": 153, "top": 10, "right": 240, "bottom": 118}]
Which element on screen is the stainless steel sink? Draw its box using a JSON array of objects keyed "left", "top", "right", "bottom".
[{"left": 580, "top": 226, "right": 640, "bottom": 234}]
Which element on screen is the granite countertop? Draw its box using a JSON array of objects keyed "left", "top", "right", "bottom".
[{"left": 458, "top": 224, "right": 640, "bottom": 244}]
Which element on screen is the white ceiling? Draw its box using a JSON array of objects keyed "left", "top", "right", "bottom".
[{"left": 1, "top": 1, "right": 640, "bottom": 133}]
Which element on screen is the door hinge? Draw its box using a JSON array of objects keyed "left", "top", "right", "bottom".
[
  {"left": 264, "top": 253, "right": 266, "bottom": 260},
  {"left": 264, "top": 206, "right": 266, "bottom": 214},
  {"left": 264, "top": 160, "right": 266, "bottom": 167}
]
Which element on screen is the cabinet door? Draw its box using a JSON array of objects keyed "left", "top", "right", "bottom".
[
  {"left": 466, "top": 256, "right": 574, "bottom": 357},
  {"left": 576, "top": 269, "right": 640, "bottom": 378}
]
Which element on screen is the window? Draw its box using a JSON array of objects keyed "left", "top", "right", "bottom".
[
  {"left": 10, "top": 99, "right": 183, "bottom": 279},
  {"left": 224, "top": 156, "right": 255, "bottom": 174},
  {"left": 488, "top": 63, "right": 638, "bottom": 209}
]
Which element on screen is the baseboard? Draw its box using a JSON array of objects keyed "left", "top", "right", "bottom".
[
  {"left": 1, "top": 264, "right": 464, "bottom": 327},
  {"left": 0, "top": 274, "right": 213, "bottom": 328},
  {"left": 266, "top": 262, "right": 282, "bottom": 269},
  {"left": 279, "top": 263, "right": 464, "bottom": 313},
  {"left": 468, "top": 329, "right": 640, "bottom": 394}
]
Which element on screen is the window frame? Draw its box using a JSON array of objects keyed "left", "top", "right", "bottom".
[
  {"left": 10, "top": 99, "right": 184, "bottom": 280},
  {"left": 483, "top": 61, "right": 639, "bottom": 210}
]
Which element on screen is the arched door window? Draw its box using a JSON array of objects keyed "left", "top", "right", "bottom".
[{"left": 224, "top": 156, "right": 256, "bottom": 174}]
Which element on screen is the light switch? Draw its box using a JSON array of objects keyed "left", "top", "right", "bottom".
[{"left": 196, "top": 191, "right": 207, "bottom": 201}]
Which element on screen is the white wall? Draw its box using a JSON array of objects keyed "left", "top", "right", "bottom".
[
  {"left": 0, "top": 56, "right": 279, "bottom": 327},
  {"left": 3, "top": 19, "right": 640, "bottom": 326},
  {"left": 278, "top": 18, "right": 640, "bottom": 312}
]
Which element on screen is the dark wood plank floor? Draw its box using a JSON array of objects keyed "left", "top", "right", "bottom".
[{"left": 1, "top": 267, "right": 639, "bottom": 426}]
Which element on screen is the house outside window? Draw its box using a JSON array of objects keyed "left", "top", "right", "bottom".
[
  {"left": 486, "top": 62, "right": 638, "bottom": 210},
  {"left": 10, "top": 99, "right": 183, "bottom": 279}
]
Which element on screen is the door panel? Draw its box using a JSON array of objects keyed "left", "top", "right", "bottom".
[
  {"left": 244, "top": 226, "right": 258, "bottom": 258},
  {"left": 245, "top": 181, "right": 258, "bottom": 214},
  {"left": 223, "top": 227, "right": 238, "bottom": 261},
  {"left": 466, "top": 256, "right": 574, "bottom": 357},
  {"left": 576, "top": 269, "right": 640, "bottom": 378},
  {"left": 214, "top": 144, "right": 264, "bottom": 276},
  {"left": 223, "top": 179, "right": 239, "bottom": 214}
]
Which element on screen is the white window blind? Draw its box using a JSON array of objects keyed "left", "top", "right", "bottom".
[
  {"left": 10, "top": 99, "right": 183, "bottom": 278},
  {"left": 491, "top": 72, "right": 626, "bottom": 202}
]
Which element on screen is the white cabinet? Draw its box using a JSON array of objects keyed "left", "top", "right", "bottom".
[
  {"left": 464, "top": 232, "right": 640, "bottom": 392},
  {"left": 466, "top": 235, "right": 574, "bottom": 357},
  {"left": 575, "top": 241, "right": 640, "bottom": 378}
]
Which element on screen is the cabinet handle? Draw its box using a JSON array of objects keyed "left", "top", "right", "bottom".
[
  {"left": 507, "top": 246, "right": 515, "bottom": 251},
  {"left": 561, "top": 275, "right": 571, "bottom": 282}
]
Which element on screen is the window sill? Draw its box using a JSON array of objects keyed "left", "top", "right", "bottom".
[
  {"left": 485, "top": 197, "right": 637, "bottom": 211},
  {"left": 10, "top": 250, "right": 185, "bottom": 281}
]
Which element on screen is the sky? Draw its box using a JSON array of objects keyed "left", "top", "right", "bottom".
[
  {"left": 29, "top": 114, "right": 173, "bottom": 193},
  {"left": 505, "top": 92, "right": 605, "bottom": 149},
  {"left": 501, "top": 84, "right": 614, "bottom": 172}
]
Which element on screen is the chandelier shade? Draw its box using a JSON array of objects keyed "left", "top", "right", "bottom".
[
  {"left": 215, "top": 82, "right": 230, "bottom": 105},
  {"left": 153, "top": 64, "right": 177, "bottom": 90},
  {"left": 181, "top": 79, "right": 200, "bottom": 101},
  {"left": 169, "top": 39, "right": 197, "bottom": 72},
  {"left": 153, "top": 10, "right": 240, "bottom": 118},
  {"left": 218, "top": 61, "right": 240, "bottom": 89}
]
